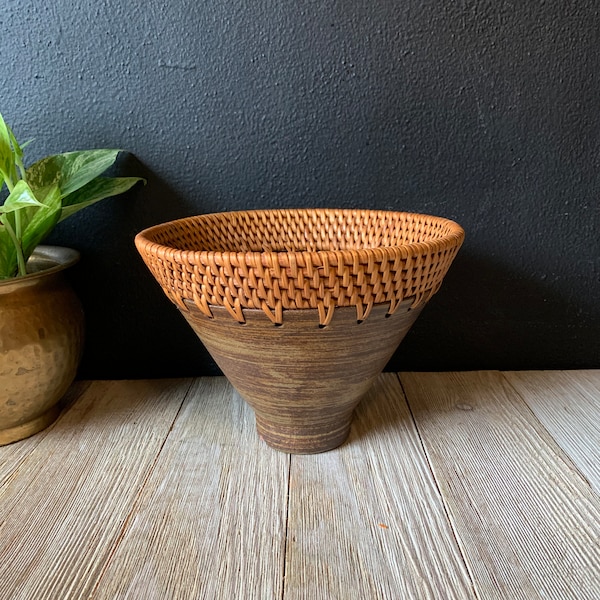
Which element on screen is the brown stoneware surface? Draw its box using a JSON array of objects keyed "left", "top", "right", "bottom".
[{"left": 182, "top": 300, "right": 422, "bottom": 453}]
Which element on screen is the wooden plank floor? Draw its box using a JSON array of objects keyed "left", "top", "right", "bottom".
[{"left": 1, "top": 371, "right": 599, "bottom": 599}]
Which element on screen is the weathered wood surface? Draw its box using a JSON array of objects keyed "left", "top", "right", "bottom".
[
  {"left": 0, "top": 379, "right": 192, "bottom": 600},
  {"left": 0, "top": 371, "right": 598, "bottom": 599},
  {"left": 0, "top": 381, "right": 90, "bottom": 491},
  {"left": 400, "top": 371, "right": 600, "bottom": 600},
  {"left": 504, "top": 370, "right": 600, "bottom": 493},
  {"left": 284, "top": 374, "right": 475, "bottom": 600},
  {"left": 93, "top": 378, "right": 289, "bottom": 600}
]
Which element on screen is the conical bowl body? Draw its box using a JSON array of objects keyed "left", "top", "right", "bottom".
[{"left": 136, "top": 209, "right": 464, "bottom": 453}]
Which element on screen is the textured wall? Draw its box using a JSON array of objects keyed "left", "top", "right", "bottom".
[{"left": 2, "top": 0, "right": 599, "bottom": 377}]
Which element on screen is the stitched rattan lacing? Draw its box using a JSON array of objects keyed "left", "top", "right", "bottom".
[{"left": 135, "top": 209, "right": 464, "bottom": 326}]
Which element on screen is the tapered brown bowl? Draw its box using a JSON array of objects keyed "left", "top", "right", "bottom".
[{"left": 135, "top": 209, "right": 464, "bottom": 453}]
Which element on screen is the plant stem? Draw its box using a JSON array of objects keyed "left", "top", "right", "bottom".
[
  {"left": 3, "top": 175, "right": 14, "bottom": 193},
  {"left": 3, "top": 216, "right": 27, "bottom": 277},
  {"left": 15, "top": 156, "right": 25, "bottom": 181},
  {"left": 14, "top": 209, "right": 21, "bottom": 240}
]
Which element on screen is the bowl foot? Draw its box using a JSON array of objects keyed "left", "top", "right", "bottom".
[{"left": 255, "top": 414, "right": 353, "bottom": 454}]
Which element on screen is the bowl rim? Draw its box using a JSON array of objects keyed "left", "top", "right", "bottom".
[
  {"left": 135, "top": 208, "right": 465, "bottom": 265},
  {"left": 134, "top": 208, "right": 465, "bottom": 325}
]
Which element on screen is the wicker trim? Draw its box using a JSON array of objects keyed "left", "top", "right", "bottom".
[{"left": 135, "top": 209, "right": 464, "bottom": 325}]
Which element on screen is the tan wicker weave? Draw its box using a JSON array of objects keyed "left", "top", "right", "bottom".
[{"left": 135, "top": 209, "right": 464, "bottom": 326}]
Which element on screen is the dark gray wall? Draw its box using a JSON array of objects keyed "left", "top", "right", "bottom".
[{"left": 2, "top": 0, "right": 599, "bottom": 377}]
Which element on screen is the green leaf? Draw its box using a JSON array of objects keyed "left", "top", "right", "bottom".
[
  {"left": 0, "top": 222, "right": 17, "bottom": 279},
  {"left": 26, "top": 149, "right": 121, "bottom": 198},
  {"left": 7, "top": 125, "right": 26, "bottom": 179},
  {"left": 0, "top": 180, "right": 55, "bottom": 276},
  {"left": 0, "top": 180, "right": 46, "bottom": 214},
  {"left": 20, "top": 185, "right": 62, "bottom": 263},
  {"left": 0, "top": 212, "right": 24, "bottom": 276},
  {"left": 0, "top": 113, "right": 16, "bottom": 184},
  {"left": 59, "top": 175, "right": 145, "bottom": 222},
  {"left": 7, "top": 126, "right": 23, "bottom": 161}
]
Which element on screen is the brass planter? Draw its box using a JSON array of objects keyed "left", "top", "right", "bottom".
[{"left": 0, "top": 246, "right": 84, "bottom": 445}]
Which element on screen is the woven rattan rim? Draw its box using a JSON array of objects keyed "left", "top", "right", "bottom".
[{"left": 135, "top": 208, "right": 464, "bottom": 325}]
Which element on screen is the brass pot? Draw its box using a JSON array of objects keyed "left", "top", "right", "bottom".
[{"left": 0, "top": 246, "right": 84, "bottom": 445}]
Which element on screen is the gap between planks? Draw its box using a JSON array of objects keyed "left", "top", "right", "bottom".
[
  {"left": 400, "top": 371, "right": 600, "bottom": 600},
  {"left": 397, "top": 372, "right": 477, "bottom": 597},
  {"left": 282, "top": 373, "right": 476, "bottom": 600},
  {"left": 1, "top": 371, "right": 599, "bottom": 600},
  {"left": 90, "top": 380, "right": 289, "bottom": 600},
  {"left": 503, "top": 370, "right": 600, "bottom": 493},
  {"left": 0, "top": 379, "right": 195, "bottom": 600}
]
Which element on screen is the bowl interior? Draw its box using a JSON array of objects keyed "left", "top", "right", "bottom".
[{"left": 140, "top": 208, "right": 462, "bottom": 254}]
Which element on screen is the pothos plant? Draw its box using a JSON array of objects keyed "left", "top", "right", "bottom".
[{"left": 0, "top": 113, "right": 145, "bottom": 279}]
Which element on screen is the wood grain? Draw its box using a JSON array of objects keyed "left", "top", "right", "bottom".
[
  {"left": 0, "top": 379, "right": 191, "bottom": 600},
  {"left": 0, "top": 381, "right": 90, "bottom": 493},
  {"left": 504, "top": 370, "right": 600, "bottom": 492},
  {"left": 400, "top": 371, "right": 600, "bottom": 600},
  {"left": 284, "top": 373, "right": 476, "bottom": 600},
  {"left": 2, "top": 371, "right": 599, "bottom": 600},
  {"left": 92, "top": 378, "right": 289, "bottom": 600}
]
